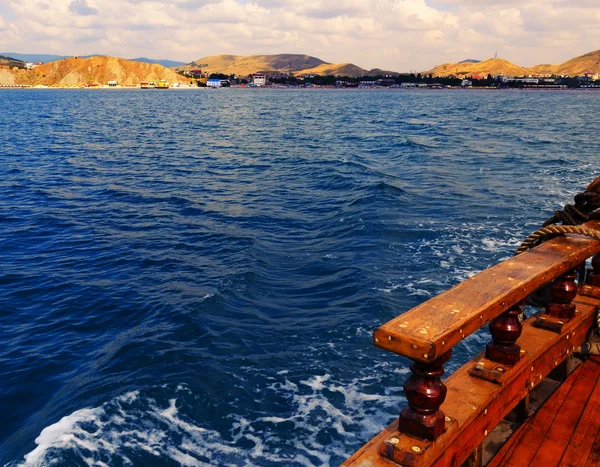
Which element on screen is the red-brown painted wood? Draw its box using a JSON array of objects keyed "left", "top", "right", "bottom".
[
  {"left": 561, "top": 360, "right": 600, "bottom": 466},
  {"left": 488, "top": 357, "right": 600, "bottom": 467},
  {"left": 374, "top": 222, "right": 600, "bottom": 363},
  {"left": 398, "top": 351, "right": 452, "bottom": 441},
  {"left": 485, "top": 305, "right": 523, "bottom": 366},
  {"left": 547, "top": 269, "right": 578, "bottom": 320},
  {"left": 343, "top": 296, "right": 599, "bottom": 467}
]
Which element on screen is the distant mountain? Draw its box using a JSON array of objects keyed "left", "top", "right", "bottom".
[
  {"left": 179, "top": 54, "right": 328, "bottom": 75},
  {"left": 459, "top": 59, "right": 480, "bottom": 64},
  {"left": 178, "top": 53, "right": 393, "bottom": 77},
  {"left": 425, "top": 49, "right": 600, "bottom": 77},
  {"left": 298, "top": 62, "right": 367, "bottom": 77},
  {"left": 0, "top": 53, "right": 104, "bottom": 63},
  {"left": 0, "top": 56, "right": 189, "bottom": 86},
  {"left": 0, "top": 55, "right": 26, "bottom": 68},
  {"left": 366, "top": 68, "right": 402, "bottom": 77},
  {"left": 424, "top": 58, "right": 529, "bottom": 77},
  {"left": 0, "top": 53, "right": 69, "bottom": 63},
  {"left": 1, "top": 53, "right": 186, "bottom": 68},
  {"left": 128, "top": 57, "right": 186, "bottom": 68}
]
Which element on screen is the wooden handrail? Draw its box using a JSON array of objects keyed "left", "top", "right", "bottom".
[
  {"left": 344, "top": 216, "right": 600, "bottom": 467},
  {"left": 374, "top": 220, "right": 600, "bottom": 363},
  {"left": 343, "top": 295, "right": 599, "bottom": 467}
]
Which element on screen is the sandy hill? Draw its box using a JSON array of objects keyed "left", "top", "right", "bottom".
[
  {"left": 425, "top": 49, "right": 600, "bottom": 78},
  {"left": 528, "top": 64, "right": 555, "bottom": 75},
  {"left": 299, "top": 62, "right": 367, "bottom": 76},
  {"left": 366, "top": 68, "right": 402, "bottom": 77},
  {"left": 297, "top": 63, "right": 400, "bottom": 77},
  {"left": 180, "top": 53, "right": 381, "bottom": 77},
  {"left": 181, "top": 54, "right": 327, "bottom": 75},
  {"left": 425, "top": 58, "right": 529, "bottom": 77},
  {"left": 547, "top": 49, "right": 600, "bottom": 76},
  {"left": 0, "top": 56, "right": 189, "bottom": 86}
]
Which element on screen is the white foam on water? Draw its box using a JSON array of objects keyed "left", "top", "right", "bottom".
[
  {"left": 12, "top": 364, "right": 401, "bottom": 467},
  {"left": 21, "top": 407, "right": 105, "bottom": 466},
  {"left": 12, "top": 389, "right": 232, "bottom": 467}
]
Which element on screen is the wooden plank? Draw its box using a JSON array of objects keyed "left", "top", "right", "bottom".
[
  {"left": 492, "top": 360, "right": 595, "bottom": 467},
  {"left": 532, "top": 359, "right": 599, "bottom": 466},
  {"left": 585, "top": 419, "right": 600, "bottom": 467},
  {"left": 560, "top": 358, "right": 600, "bottom": 467},
  {"left": 430, "top": 298, "right": 597, "bottom": 467},
  {"left": 342, "top": 295, "right": 599, "bottom": 467},
  {"left": 490, "top": 356, "right": 600, "bottom": 467},
  {"left": 486, "top": 364, "right": 584, "bottom": 467},
  {"left": 374, "top": 222, "right": 600, "bottom": 362}
]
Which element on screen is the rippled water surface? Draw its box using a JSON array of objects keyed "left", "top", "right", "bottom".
[{"left": 1, "top": 88, "right": 599, "bottom": 466}]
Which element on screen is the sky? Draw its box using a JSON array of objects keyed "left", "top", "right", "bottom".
[{"left": 0, "top": 0, "right": 599, "bottom": 71}]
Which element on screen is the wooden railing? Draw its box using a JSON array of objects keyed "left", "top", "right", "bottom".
[{"left": 343, "top": 220, "right": 600, "bottom": 467}]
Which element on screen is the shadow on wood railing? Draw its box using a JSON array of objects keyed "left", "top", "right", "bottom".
[{"left": 343, "top": 183, "right": 600, "bottom": 467}]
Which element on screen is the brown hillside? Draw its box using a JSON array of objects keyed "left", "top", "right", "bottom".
[
  {"left": 424, "top": 58, "right": 529, "bottom": 77},
  {"left": 181, "top": 54, "right": 327, "bottom": 76},
  {"left": 424, "top": 49, "right": 600, "bottom": 78},
  {"left": 529, "top": 64, "right": 555, "bottom": 75},
  {"left": 367, "top": 68, "right": 402, "bottom": 77},
  {"left": 0, "top": 56, "right": 188, "bottom": 86},
  {"left": 550, "top": 49, "right": 600, "bottom": 76},
  {"left": 180, "top": 53, "right": 380, "bottom": 77},
  {"left": 299, "top": 62, "right": 367, "bottom": 77}
]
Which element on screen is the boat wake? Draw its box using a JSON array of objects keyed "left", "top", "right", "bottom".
[{"left": 9, "top": 366, "right": 403, "bottom": 467}]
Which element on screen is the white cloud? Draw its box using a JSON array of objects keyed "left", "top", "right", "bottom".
[{"left": 2, "top": 0, "right": 600, "bottom": 71}]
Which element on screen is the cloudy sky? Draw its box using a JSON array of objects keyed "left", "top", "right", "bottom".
[{"left": 0, "top": 0, "right": 598, "bottom": 71}]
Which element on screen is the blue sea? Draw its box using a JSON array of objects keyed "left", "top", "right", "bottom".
[{"left": 1, "top": 88, "right": 599, "bottom": 466}]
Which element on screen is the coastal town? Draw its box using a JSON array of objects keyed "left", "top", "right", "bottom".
[{"left": 1, "top": 50, "right": 600, "bottom": 90}]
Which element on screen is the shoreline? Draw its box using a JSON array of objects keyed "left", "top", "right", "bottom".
[{"left": 1, "top": 85, "right": 598, "bottom": 91}]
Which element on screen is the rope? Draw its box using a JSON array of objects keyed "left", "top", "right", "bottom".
[
  {"left": 515, "top": 177, "right": 600, "bottom": 341},
  {"left": 516, "top": 176, "right": 600, "bottom": 255},
  {"left": 515, "top": 225, "right": 600, "bottom": 255}
]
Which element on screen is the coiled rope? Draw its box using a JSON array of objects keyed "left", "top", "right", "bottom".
[
  {"left": 516, "top": 176, "right": 600, "bottom": 255},
  {"left": 515, "top": 176, "right": 600, "bottom": 344},
  {"left": 516, "top": 225, "right": 600, "bottom": 255}
]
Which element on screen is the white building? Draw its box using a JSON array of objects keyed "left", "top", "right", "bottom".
[{"left": 253, "top": 74, "right": 267, "bottom": 86}]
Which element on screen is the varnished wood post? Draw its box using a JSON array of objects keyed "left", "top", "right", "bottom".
[
  {"left": 399, "top": 350, "right": 451, "bottom": 441},
  {"left": 486, "top": 305, "right": 523, "bottom": 366},
  {"left": 587, "top": 253, "right": 600, "bottom": 287},
  {"left": 546, "top": 269, "right": 578, "bottom": 320}
]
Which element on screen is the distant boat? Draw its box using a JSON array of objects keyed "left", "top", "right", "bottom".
[
  {"left": 140, "top": 81, "right": 154, "bottom": 89},
  {"left": 155, "top": 80, "right": 170, "bottom": 89}
]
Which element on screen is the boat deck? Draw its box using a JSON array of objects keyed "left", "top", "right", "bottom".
[{"left": 489, "top": 355, "right": 600, "bottom": 467}]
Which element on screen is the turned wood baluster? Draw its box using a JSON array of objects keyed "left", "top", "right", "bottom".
[
  {"left": 587, "top": 254, "right": 600, "bottom": 287},
  {"left": 546, "top": 269, "right": 578, "bottom": 320},
  {"left": 398, "top": 350, "right": 451, "bottom": 441},
  {"left": 485, "top": 305, "right": 523, "bottom": 365}
]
